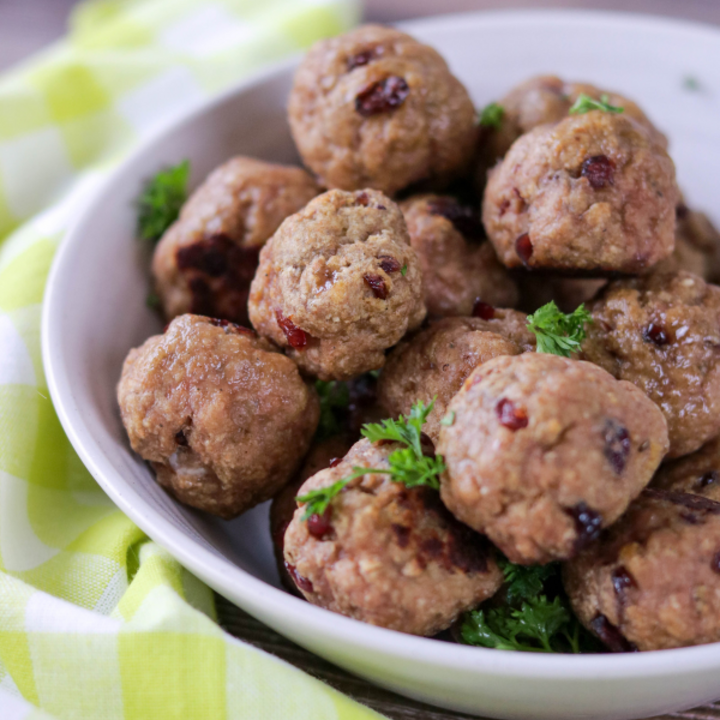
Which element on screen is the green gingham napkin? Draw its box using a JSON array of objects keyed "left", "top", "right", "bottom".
[{"left": 0, "top": 1, "right": 392, "bottom": 718}]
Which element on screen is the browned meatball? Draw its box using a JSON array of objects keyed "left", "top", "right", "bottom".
[
  {"left": 378, "top": 311, "right": 534, "bottom": 441},
  {"left": 249, "top": 189, "right": 425, "bottom": 381},
  {"left": 438, "top": 353, "right": 669, "bottom": 565},
  {"left": 400, "top": 194, "right": 518, "bottom": 316},
  {"left": 152, "top": 157, "right": 318, "bottom": 325},
  {"left": 483, "top": 111, "right": 679, "bottom": 274},
  {"left": 117, "top": 315, "right": 319, "bottom": 518},
  {"left": 270, "top": 435, "right": 354, "bottom": 595},
  {"left": 288, "top": 25, "right": 476, "bottom": 197},
  {"left": 476, "top": 75, "right": 667, "bottom": 187},
  {"left": 581, "top": 271, "right": 720, "bottom": 458},
  {"left": 662, "top": 203, "right": 720, "bottom": 282},
  {"left": 564, "top": 437, "right": 720, "bottom": 652},
  {"left": 283, "top": 438, "right": 502, "bottom": 635}
]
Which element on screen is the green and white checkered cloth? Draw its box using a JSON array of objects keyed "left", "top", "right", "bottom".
[{"left": 0, "top": 1, "right": 391, "bottom": 718}]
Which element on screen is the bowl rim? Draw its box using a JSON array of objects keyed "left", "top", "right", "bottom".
[{"left": 42, "top": 7, "right": 720, "bottom": 681}]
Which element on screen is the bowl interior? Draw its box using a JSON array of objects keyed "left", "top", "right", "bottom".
[{"left": 43, "top": 10, "right": 720, "bottom": 719}]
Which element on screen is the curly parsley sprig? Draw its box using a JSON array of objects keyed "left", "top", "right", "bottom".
[
  {"left": 479, "top": 102, "right": 504, "bottom": 129},
  {"left": 569, "top": 93, "right": 624, "bottom": 115},
  {"left": 137, "top": 160, "right": 190, "bottom": 243},
  {"left": 296, "top": 399, "right": 445, "bottom": 520},
  {"left": 526, "top": 301, "right": 592, "bottom": 357}
]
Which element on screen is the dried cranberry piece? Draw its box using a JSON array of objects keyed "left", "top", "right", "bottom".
[
  {"left": 590, "top": 614, "right": 638, "bottom": 653},
  {"left": 364, "top": 274, "right": 388, "bottom": 299},
  {"left": 427, "top": 198, "right": 484, "bottom": 241},
  {"left": 698, "top": 471, "right": 719, "bottom": 489},
  {"left": 581, "top": 155, "right": 616, "bottom": 190},
  {"left": 420, "top": 536, "right": 444, "bottom": 559},
  {"left": 347, "top": 48, "right": 378, "bottom": 71},
  {"left": 355, "top": 76, "right": 409, "bottom": 116},
  {"left": 284, "top": 562, "right": 313, "bottom": 593},
  {"left": 378, "top": 256, "right": 401, "bottom": 274},
  {"left": 642, "top": 323, "right": 670, "bottom": 346},
  {"left": 392, "top": 523, "right": 411, "bottom": 548},
  {"left": 566, "top": 502, "right": 603, "bottom": 549},
  {"left": 356, "top": 191, "right": 370, "bottom": 206},
  {"left": 329, "top": 457, "right": 342, "bottom": 468},
  {"left": 208, "top": 318, "right": 255, "bottom": 336},
  {"left": 712, "top": 551, "right": 720, "bottom": 574},
  {"left": 496, "top": 398, "right": 529, "bottom": 430},
  {"left": 603, "top": 419, "right": 631, "bottom": 474},
  {"left": 307, "top": 507, "right": 332, "bottom": 539},
  {"left": 611, "top": 565, "right": 637, "bottom": 601},
  {"left": 676, "top": 203, "right": 689, "bottom": 220},
  {"left": 175, "top": 430, "right": 188, "bottom": 446},
  {"left": 275, "top": 310, "right": 308, "bottom": 349},
  {"left": 472, "top": 300, "right": 495, "bottom": 320},
  {"left": 515, "top": 233, "right": 533, "bottom": 265}
]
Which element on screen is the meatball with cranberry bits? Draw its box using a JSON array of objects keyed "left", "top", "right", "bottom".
[
  {"left": 564, "top": 436, "right": 720, "bottom": 652},
  {"left": 667, "top": 202, "right": 720, "bottom": 282},
  {"left": 400, "top": 194, "right": 518, "bottom": 316},
  {"left": 476, "top": 75, "right": 667, "bottom": 188},
  {"left": 379, "top": 311, "right": 535, "bottom": 442},
  {"left": 581, "top": 271, "right": 720, "bottom": 458},
  {"left": 438, "top": 353, "right": 669, "bottom": 565},
  {"left": 283, "top": 438, "right": 502, "bottom": 636},
  {"left": 152, "top": 157, "right": 318, "bottom": 325},
  {"left": 117, "top": 315, "right": 319, "bottom": 518},
  {"left": 483, "top": 110, "right": 679, "bottom": 274},
  {"left": 288, "top": 25, "right": 477, "bottom": 196},
  {"left": 248, "top": 189, "right": 425, "bottom": 381}
]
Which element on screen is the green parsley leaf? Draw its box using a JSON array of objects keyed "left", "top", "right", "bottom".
[
  {"left": 146, "top": 292, "right": 161, "bottom": 310},
  {"left": 526, "top": 301, "right": 592, "bottom": 357},
  {"left": 440, "top": 411, "right": 455, "bottom": 427},
  {"left": 498, "top": 556, "right": 557, "bottom": 605},
  {"left": 683, "top": 75, "right": 701, "bottom": 91},
  {"left": 401, "top": 264, "right": 408, "bottom": 277},
  {"left": 315, "top": 380, "right": 350, "bottom": 441},
  {"left": 479, "top": 102, "right": 504, "bottom": 129},
  {"left": 137, "top": 160, "right": 190, "bottom": 243},
  {"left": 296, "top": 468, "right": 367, "bottom": 520},
  {"left": 568, "top": 93, "right": 624, "bottom": 115}
]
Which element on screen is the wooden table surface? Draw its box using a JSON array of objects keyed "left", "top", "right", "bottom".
[{"left": 4, "top": 0, "right": 720, "bottom": 717}]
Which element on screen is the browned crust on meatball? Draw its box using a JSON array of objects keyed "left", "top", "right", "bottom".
[
  {"left": 483, "top": 111, "right": 679, "bottom": 274},
  {"left": 248, "top": 189, "right": 426, "bottom": 381},
  {"left": 438, "top": 353, "right": 669, "bottom": 564},
  {"left": 475, "top": 75, "right": 668, "bottom": 190},
  {"left": 288, "top": 25, "right": 477, "bottom": 196},
  {"left": 400, "top": 194, "right": 518, "bottom": 316},
  {"left": 271, "top": 435, "right": 354, "bottom": 595},
  {"left": 152, "top": 157, "right": 318, "bottom": 325},
  {"left": 581, "top": 271, "right": 720, "bottom": 458},
  {"left": 378, "top": 312, "right": 534, "bottom": 441},
  {"left": 117, "top": 315, "right": 319, "bottom": 518},
  {"left": 283, "top": 438, "right": 502, "bottom": 635},
  {"left": 564, "top": 437, "right": 720, "bottom": 651}
]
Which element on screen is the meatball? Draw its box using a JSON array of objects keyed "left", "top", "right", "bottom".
[
  {"left": 378, "top": 311, "right": 534, "bottom": 441},
  {"left": 270, "top": 434, "right": 354, "bottom": 595},
  {"left": 288, "top": 25, "right": 476, "bottom": 197},
  {"left": 117, "top": 315, "right": 319, "bottom": 518},
  {"left": 483, "top": 111, "right": 679, "bottom": 274},
  {"left": 581, "top": 271, "right": 720, "bottom": 458},
  {"left": 666, "top": 203, "right": 720, "bottom": 282},
  {"left": 283, "top": 438, "right": 502, "bottom": 635},
  {"left": 400, "top": 194, "right": 518, "bottom": 316},
  {"left": 152, "top": 157, "right": 318, "bottom": 325},
  {"left": 564, "top": 437, "right": 720, "bottom": 651},
  {"left": 438, "top": 353, "right": 669, "bottom": 564},
  {"left": 476, "top": 75, "right": 667, "bottom": 187},
  {"left": 517, "top": 274, "right": 607, "bottom": 314},
  {"left": 249, "top": 189, "right": 425, "bottom": 381}
]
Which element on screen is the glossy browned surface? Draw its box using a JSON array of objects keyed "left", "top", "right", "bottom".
[
  {"left": 284, "top": 438, "right": 502, "bottom": 636},
  {"left": 582, "top": 271, "right": 720, "bottom": 458},
  {"left": 288, "top": 25, "right": 476, "bottom": 196},
  {"left": 438, "top": 353, "right": 669, "bottom": 564},
  {"left": 564, "top": 437, "right": 720, "bottom": 651},
  {"left": 249, "top": 189, "right": 425, "bottom": 380},
  {"left": 117, "top": 315, "right": 319, "bottom": 518}
]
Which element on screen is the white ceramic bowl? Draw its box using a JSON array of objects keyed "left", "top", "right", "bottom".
[{"left": 43, "top": 10, "right": 720, "bottom": 719}]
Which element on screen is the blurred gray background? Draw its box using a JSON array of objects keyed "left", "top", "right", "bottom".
[{"left": 2, "top": 0, "right": 720, "bottom": 71}]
